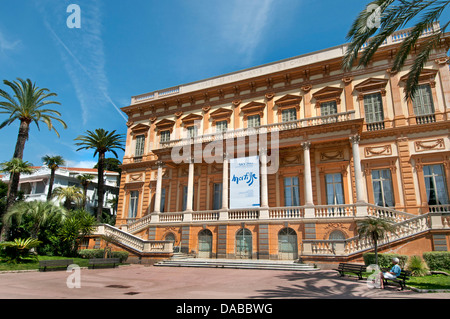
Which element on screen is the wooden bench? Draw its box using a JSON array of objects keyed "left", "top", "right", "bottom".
[
  {"left": 382, "top": 268, "right": 411, "bottom": 290},
  {"left": 39, "top": 259, "right": 74, "bottom": 272},
  {"left": 333, "top": 263, "right": 367, "bottom": 280},
  {"left": 88, "top": 258, "right": 121, "bottom": 269}
]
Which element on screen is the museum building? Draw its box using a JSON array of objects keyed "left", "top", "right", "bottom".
[{"left": 106, "top": 23, "right": 450, "bottom": 262}]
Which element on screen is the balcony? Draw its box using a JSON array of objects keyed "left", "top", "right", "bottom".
[
  {"left": 156, "top": 110, "right": 356, "bottom": 150},
  {"left": 121, "top": 203, "right": 432, "bottom": 235}
]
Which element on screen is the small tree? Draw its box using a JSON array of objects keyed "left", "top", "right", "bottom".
[
  {"left": 0, "top": 158, "right": 34, "bottom": 241},
  {"left": 59, "top": 209, "right": 96, "bottom": 256},
  {"left": 42, "top": 155, "right": 65, "bottom": 200},
  {"left": 76, "top": 174, "right": 94, "bottom": 209},
  {"left": 356, "top": 217, "right": 397, "bottom": 266},
  {"left": 2, "top": 200, "right": 66, "bottom": 239},
  {"left": 52, "top": 186, "right": 84, "bottom": 210}
]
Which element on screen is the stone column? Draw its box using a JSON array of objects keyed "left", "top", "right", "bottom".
[
  {"left": 154, "top": 161, "right": 164, "bottom": 213},
  {"left": 260, "top": 148, "right": 269, "bottom": 208},
  {"left": 302, "top": 142, "right": 314, "bottom": 206},
  {"left": 185, "top": 157, "right": 194, "bottom": 212},
  {"left": 350, "top": 135, "right": 368, "bottom": 217},
  {"left": 302, "top": 142, "right": 315, "bottom": 218},
  {"left": 222, "top": 152, "right": 229, "bottom": 210},
  {"left": 350, "top": 135, "right": 365, "bottom": 203}
]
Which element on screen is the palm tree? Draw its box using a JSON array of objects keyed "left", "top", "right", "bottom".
[
  {"left": 356, "top": 217, "right": 397, "bottom": 265},
  {"left": 0, "top": 158, "right": 34, "bottom": 240},
  {"left": 42, "top": 155, "right": 66, "bottom": 201},
  {"left": 0, "top": 158, "right": 34, "bottom": 209},
  {"left": 343, "top": 0, "right": 450, "bottom": 100},
  {"left": 52, "top": 186, "right": 84, "bottom": 210},
  {"left": 2, "top": 200, "right": 66, "bottom": 239},
  {"left": 76, "top": 173, "right": 94, "bottom": 209},
  {"left": 0, "top": 78, "right": 67, "bottom": 211},
  {"left": 74, "top": 129, "right": 125, "bottom": 222}
]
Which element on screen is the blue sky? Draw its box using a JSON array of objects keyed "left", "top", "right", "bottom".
[{"left": 0, "top": 0, "right": 370, "bottom": 168}]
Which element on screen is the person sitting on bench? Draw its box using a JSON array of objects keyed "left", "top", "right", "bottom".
[{"left": 379, "top": 257, "right": 401, "bottom": 289}]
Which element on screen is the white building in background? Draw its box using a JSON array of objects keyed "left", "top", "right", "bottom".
[{"left": 1, "top": 166, "right": 120, "bottom": 214}]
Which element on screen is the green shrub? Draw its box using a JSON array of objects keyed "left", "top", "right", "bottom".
[
  {"left": 78, "top": 249, "right": 128, "bottom": 262},
  {"left": 406, "top": 255, "right": 429, "bottom": 276},
  {"left": 0, "top": 237, "right": 41, "bottom": 264},
  {"left": 423, "top": 251, "right": 450, "bottom": 271},
  {"left": 363, "top": 253, "right": 408, "bottom": 268}
]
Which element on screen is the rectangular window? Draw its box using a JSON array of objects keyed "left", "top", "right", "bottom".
[
  {"left": 423, "top": 164, "right": 449, "bottom": 205},
  {"left": 128, "top": 191, "right": 139, "bottom": 218},
  {"left": 413, "top": 84, "right": 435, "bottom": 116},
  {"left": 187, "top": 126, "right": 198, "bottom": 138},
  {"left": 213, "top": 183, "right": 223, "bottom": 210},
  {"left": 160, "top": 130, "right": 170, "bottom": 143},
  {"left": 320, "top": 101, "right": 337, "bottom": 116},
  {"left": 216, "top": 120, "right": 228, "bottom": 133},
  {"left": 284, "top": 177, "right": 300, "bottom": 206},
  {"left": 325, "top": 173, "right": 344, "bottom": 205},
  {"left": 281, "top": 108, "right": 297, "bottom": 122},
  {"left": 372, "top": 169, "right": 395, "bottom": 207},
  {"left": 247, "top": 114, "right": 260, "bottom": 128},
  {"left": 364, "top": 93, "right": 384, "bottom": 124},
  {"left": 135, "top": 135, "right": 145, "bottom": 157}
]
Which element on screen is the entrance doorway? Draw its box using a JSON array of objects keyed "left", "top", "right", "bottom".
[
  {"left": 198, "top": 229, "right": 213, "bottom": 258},
  {"left": 278, "top": 228, "right": 298, "bottom": 260},
  {"left": 235, "top": 228, "right": 252, "bottom": 259}
]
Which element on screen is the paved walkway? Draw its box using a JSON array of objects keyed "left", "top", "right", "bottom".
[{"left": 0, "top": 264, "right": 449, "bottom": 299}]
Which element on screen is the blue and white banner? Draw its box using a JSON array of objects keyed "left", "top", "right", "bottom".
[{"left": 229, "top": 156, "right": 260, "bottom": 209}]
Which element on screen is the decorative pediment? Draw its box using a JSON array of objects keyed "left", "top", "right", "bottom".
[
  {"left": 399, "top": 68, "right": 438, "bottom": 83},
  {"left": 354, "top": 78, "right": 388, "bottom": 93},
  {"left": 275, "top": 94, "right": 302, "bottom": 107},
  {"left": 181, "top": 113, "right": 203, "bottom": 125},
  {"left": 312, "top": 86, "right": 343, "bottom": 102},
  {"left": 210, "top": 107, "right": 233, "bottom": 124},
  {"left": 240, "top": 101, "right": 265, "bottom": 114},
  {"left": 154, "top": 119, "right": 175, "bottom": 132},
  {"left": 130, "top": 123, "right": 150, "bottom": 136}
]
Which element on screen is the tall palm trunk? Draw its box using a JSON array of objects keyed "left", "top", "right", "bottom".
[
  {"left": 97, "top": 152, "right": 105, "bottom": 222},
  {"left": 47, "top": 168, "right": 56, "bottom": 201},
  {"left": 6, "top": 119, "right": 30, "bottom": 210},
  {"left": 82, "top": 184, "right": 88, "bottom": 209}
]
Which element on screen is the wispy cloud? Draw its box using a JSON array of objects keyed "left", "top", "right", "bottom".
[
  {"left": 37, "top": 1, "right": 126, "bottom": 124},
  {"left": 0, "top": 29, "right": 21, "bottom": 53},
  {"left": 221, "top": 0, "right": 274, "bottom": 64}
]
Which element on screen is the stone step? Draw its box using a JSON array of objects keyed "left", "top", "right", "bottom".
[{"left": 154, "top": 258, "right": 319, "bottom": 271}]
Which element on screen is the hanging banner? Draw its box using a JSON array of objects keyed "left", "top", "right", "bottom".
[{"left": 229, "top": 156, "right": 260, "bottom": 209}]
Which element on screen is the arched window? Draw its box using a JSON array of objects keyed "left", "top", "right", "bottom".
[
  {"left": 278, "top": 228, "right": 298, "bottom": 260},
  {"left": 235, "top": 228, "right": 252, "bottom": 259},
  {"left": 198, "top": 229, "right": 213, "bottom": 258}
]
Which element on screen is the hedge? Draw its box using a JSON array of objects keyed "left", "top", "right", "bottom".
[
  {"left": 423, "top": 251, "right": 450, "bottom": 271},
  {"left": 363, "top": 253, "right": 408, "bottom": 268},
  {"left": 78, "top": 249, "right": 129, "bottom": 262}
]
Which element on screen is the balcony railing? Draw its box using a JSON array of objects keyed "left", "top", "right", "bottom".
[{"left": 157, "top": 110, "right": 356, "bottom": 149}]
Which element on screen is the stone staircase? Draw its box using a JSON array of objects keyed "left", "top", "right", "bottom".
[{"left": 154, "top": 257, "right": 319, "bottom": 271}]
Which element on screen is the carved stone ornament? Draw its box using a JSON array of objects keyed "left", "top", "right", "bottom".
[
  {"left": 414, "top": 138, "right": 445, "bottom": 152},
  {"left": 320, "top": 150, "right": 344, "bottom": 161},
  {"left": 364, "top": 145, "right": 392, "bottom": 157}
]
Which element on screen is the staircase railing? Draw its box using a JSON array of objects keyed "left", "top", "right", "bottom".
[{"left": 94, "top": 224, "right": 173, "bottom": 254}]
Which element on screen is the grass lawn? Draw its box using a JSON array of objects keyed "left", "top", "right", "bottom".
[
  {"left": 338, "top": 270, "right": 450, "bottom": 291},
  {"left": 407, "top": 274, "right": 450, "bottom": 291},
  {"left": 0, "top": 255, "right": 89, "bottom": 271}
]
